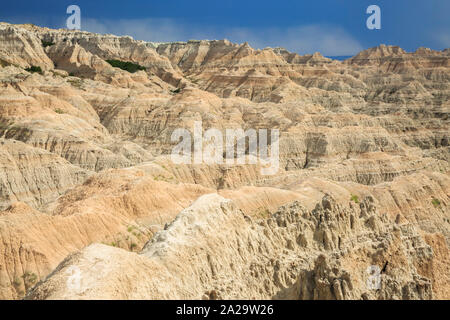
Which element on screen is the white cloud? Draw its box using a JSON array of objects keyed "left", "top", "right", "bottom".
[
  {"left": 81, "top": 18, "right": 363, "bottom": 56},
  {"left": 232, "top": 25, "right": 364, "bottom": 56}
]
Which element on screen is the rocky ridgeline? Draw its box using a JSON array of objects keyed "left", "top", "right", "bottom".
[{"left": 0, "top": 22, "right": 448, "bottom": 299}]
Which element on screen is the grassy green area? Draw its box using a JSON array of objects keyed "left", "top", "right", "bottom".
[
  {"left": 105, "top": 59, "right": 146, "bottom": 73},
  {"left": 25, "top": 66, "right": 42, "bottom": 74},
  {"left": 350, "top": 194, "right": 359, "bottom": 203},
  {"left": 431, "top": 198, "right": 441, "bottom": 207},
  {"left": 41, "top": 40, "right": 55, "bottom": 47}
]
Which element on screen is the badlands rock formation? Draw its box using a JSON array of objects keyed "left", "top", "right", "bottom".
[
  {"left": 26, "top": 193, "right": 443, "bottom": 300},
  {"left": 0, "top": 22, "right": 448, "bottom": 300}
]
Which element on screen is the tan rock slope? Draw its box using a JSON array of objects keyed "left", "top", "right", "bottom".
[
  {"left": 27, "top": 192, "right": 445, "bottom": 299},
  {"left": 0, "top": 22, "right": 448, "bottom": 299}
]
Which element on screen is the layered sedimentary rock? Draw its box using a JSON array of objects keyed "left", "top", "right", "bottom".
[
  {"left": 26, "top": 192, "right": 446, "bottom": 300},
  {"left": 0, "top": 22, "right": 448, "bottom": 300},
  {"left": 0, "top": 23, "right": 54, "bottom": 70},
  {"left": 0, "top": 138, "right": 89, "bottom": 210}
]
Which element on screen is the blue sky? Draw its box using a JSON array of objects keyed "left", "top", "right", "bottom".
[{"left": 1, "top": 0, "right": 449, "bottom": 55}]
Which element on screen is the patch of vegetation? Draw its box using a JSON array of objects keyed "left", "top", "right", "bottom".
[
  {"left": 54, "top": 108, "right": 65, "bottom": 114},
  {"left": 0, "top": 121, "right": 14, "bottom": 136},
  {"left": 13, "top": 277, "right": 22, "bottom": 287},
  {"left": 431, "top": 198, "right": 441, "bottom": 208},
  {"left": 170, "top": 88, "right": 181, "bottom": 94},
  {"left": 41, "top": 40, "right": 55, "bottom": 48},
  {"left": 25, "top": 65, "right": 42, "bottom": 74},
  {"left": 258, "top": 209, "right": 271, "bottom": 219},
  {"left": 130, "top": 243, "right": 137, "bottom": 250},
  {"left": 154, "top": 175, "right": 172, "bottom": 182},
  {"left": 3, "top": 125, "right": 32, "bottom": 140},
  {"left": 67, "top": 78, "right": 83, "bottom": 88},
  {"left": 22, "top": 271, "right": 38, "bottom": 287},
  {"left": 389, "top": 87, "right": 398, "bottom": 94},
  {"left": 350, "top": 194, "right": 359, "bottom": 204},
  {"left": 105, "top": 59, "right": 146, "bottom": 73}
]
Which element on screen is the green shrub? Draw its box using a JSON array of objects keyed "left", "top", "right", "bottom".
[
  {"left": 41, "top": 40, "right": 55, "bottom": 47},
  {"left": 350, "top": 194, "right": 359, "bottom": 203},
  {"left": 22, "top": 272, "right": 38, "bottom": 286},
  {"left": 54, "top": 108, "right": 64, "bottom": 114},
  {"left": 171, "top": 88, "right": 181, "bottom": 94},
  {"left": 105, "top": 59, "right": 146, "bottom": 73},
  {"left": 431, "top": 198, "right": 441, "bottom": 207},
  {"left": 25, "top": 66, "right": 42, "bottom": 74}
]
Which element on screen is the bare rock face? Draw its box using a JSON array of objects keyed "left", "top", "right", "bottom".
[
  {"left": 45, "top": 43, "right": 114, "bottom": 79},
  {"left": 273, "top": 47, "right": 333, "bottom": 66},
  {"left": 0, "top": 167, "right": 214, "bottom": 299},
  {"left": 0, "top": 23, "right": 54, "bottom": 70},
  {"left": 347, "top": 44, "right": 449, "bottom": 71},
  {"left": 0, "top": 138, "right": 89, "bottom": 210},
  {"left": 0, "top": 22, "right": 448, "bottom": 300},
  {"left": 26, "top": 193, "right": 441, "bottom": 300}
]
